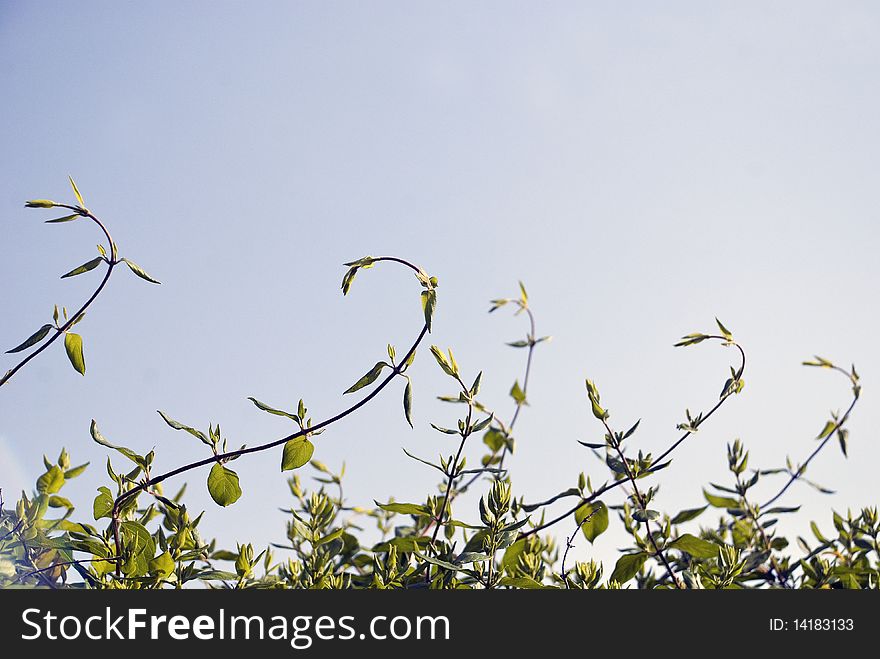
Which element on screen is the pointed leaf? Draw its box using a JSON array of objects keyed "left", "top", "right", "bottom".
[
  {"left": 671, "top": 505, "right": 709, "bottom": 525},
  {"left": 610, "top": 552, "right": 648, "bottom": 584},
  {"left": 668, "top": 534, "right": 720, "bottom": 560},
  {"left": 68, "top": 176, "right": 85, "bottom": 206},
  {"left": 61, "top": 257, "right": 103, "bottom": 279},
  {"left": 64, "top": 332, "right": 85, "bottom": 375},
  {"left": 157, "top": 411, "right": 211, "bottom": 445},
  {"left": 403, "top": 380, "right": 413, "bottom": 428},
  {"left": 703, "top": 489, "right": 739, "bottom": 509},
  {"left": 121, "top": 258, "right": 161, "bottom": 284},
  {"left": 7, "top": 324, "right": 53, "bottom": 353},
  {"left": 375, "top": 501, "right": 429, "bottom": 516},
  {"left": 343, "top": 362, "right": 386, "bottom": 394},
  {"left": 421, "top": 289, "right": 436, "bottom": 332},
  {"left": 89, "top": 419, "right": 141, "bottom": 464},
  {"left": 45, "top": 214, "right": 79, "bottom": 224},
  {"left": 247, "top": 397, "right": 299, "bottom": 422}
]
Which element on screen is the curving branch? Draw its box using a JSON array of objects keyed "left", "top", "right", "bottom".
[
  {"left": 1, "top": 203, "right": 119, "bottom": 388},
  {"left": 110, "top": 256, "right": 431, "bottom": 570},
  {"left": 761, "top": 363, "right": 859, "bottom": 509}
]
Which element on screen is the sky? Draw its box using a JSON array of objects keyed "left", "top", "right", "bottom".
[{"left": 1, "top": 1, "right": 878, "bottom": 574}]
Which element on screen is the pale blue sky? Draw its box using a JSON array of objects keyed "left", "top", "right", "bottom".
[{"left": 1, "top": 2, "right": 878, "bottom": 570}]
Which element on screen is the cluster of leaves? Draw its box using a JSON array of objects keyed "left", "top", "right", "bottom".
[{"left": 1, "top": 185, "right": 876, "bottom": 589}]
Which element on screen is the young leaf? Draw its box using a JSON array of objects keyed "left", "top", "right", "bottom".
[
  {"left": 281, "top": 438, "right": 314, "bottom": 471},
  {"left": 6, "top": 324, "right": 53, "bottom": 353},
  {"left": 68, "top": 176, "right": 85, "bottom": 206},
  {"left": 403, "top": 379, "right": 413, "bottom": 428},
  {"left": 343, "top": 362, "right": 387, "bottom": 394},
  {"left": 816, "top": 420, "right": 836, "bottom": 440},
  {"left": 61, "top": 257, "right": 104, "bottom": 279},
  {"left": 668, "top": 534, "right": 720, "bottom": 560},
  {"left": 575, "top": 501, "right": 609, "bottom": 544},
  {"left": 247, "top": 397, "right": 299, "bottom": 422},
  {"left": 36, "top": 466, "right": 65, "bottom": 495},
  {"left": 45, "top": 214, "right": 79, "bottom": 224},
  {"left": 610, "top": 552, "right": 648, "bottom": 584},
  {"left": 715, "top": 317, "right": 733, "bottom": 341},
  {"left": 121, "top": 258, "right": 161, "bottom": 284},
  {"left": 89, "top": 419, "right": 142, "bottom": 465},
  {"left": 25, "top": 199, "right": 58, "bottom": 208},
  {"left": 421, "top": 289, "right": 436, "bottom": 332},
  {"left": 156, "top": 411, "right": 211, "bottom": 445},
  {"left": 64, "top": 332, "right": 86, "bottom": 375},
  {"left": 510, "top": 380, "right": 526, "bottom": 405},
  {"left": 429, "top": 345, "right": 454, "bottom": 376},
  {"left": 207, "top": 462, "right": 242, "bottom": 507},
  {"left": 375, "top": 501, "right": 429, "bottom": 516},
  {"left": 703, "top": 489, "right": 739, "bottom": 509},
  {"left": 93, "top": 486, "right": 114, "bottom": 520},
  {"left": 671, "top": 505, "right": 709, "bottom": 525}
]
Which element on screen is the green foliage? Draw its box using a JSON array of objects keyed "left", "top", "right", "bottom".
[{"left": 1, "top": 183, "right": 875, "bottom": 590}]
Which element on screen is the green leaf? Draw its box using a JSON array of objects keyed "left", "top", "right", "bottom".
[
  {"left": 45, "top": 214, "right": 79, "bottom": 224},
  {"left": 610, "top": 552, "right": 648, "bottom": 584},
  {"left": 344, "top": 362, "right": 387, "bottom": 394},
  {"left": 61, "top": 257, "right": 104, "bottom": 279},
  {"left": 37, "top": 466, "right": 65, "bottom": 494},
  {"left": 148, "top": 550, "right": 175, "bottom": 578},
  {"left": 668, "top": 534, "right": 720, "bottom": 560},
  {"left": 47, "top": 495, "right": 74, "bottom": 508},
  {"left": 64, "top": 333, "right": 86, "bottom": 375},
  {"left": 93, "top": 486, "right": 114, "bottom": 520},
  {"left": 501, "top": 539, "right": 526, "bottom": 571},
  {"left": 157, "top": 411, "right": 211, "bottom": 445},
  {"left": 375, "top": 501, "right": 429, "bottom": 516},
  {"left": 483, "top": 428, "right": 506, "bottom": 452},
  {"left": 703, "top": 489, "right": 739, "bottom": 509},
  {"left": 90, "top": 419, "right": 142, "bottom": 465},
  {"left": 510, "top": 380, "right": 526, "bottom": 405},
  {"left": 121, "top": 258, "right": 161, "bottom": 284},
  {"left": 715, "top": 317, "right": 733, "bottom": 341},
  {"left": 498, "top": 576, "right": 554, "bottom": 589},
  {"left": 68, "top": 175, "right": 85, "bottom": 206},
  {"left": 25, "top": 199, "right": 58, "bottom": 208},
  {"left": 120, "top": 520, "right": 155, "bottom": 558},
  {"left": 281, "top": 438, "right": 314, "bottom": 471},
  {"left": 7, "top": 324, "right": 53, "bottom": 353},
  {"left": 575, "top": 501, "right": 609, "bottom": 544},
  {"left": 247, "top": 397, "right": 299, "bottom": 422},
  {"left": 429, "top": 345, "right": 454, "bottom": 376},
  {"left": 671, "top": 505, "right": 709, "bottom": 525},
  {"left": 64, "top": 462, "right": 89, "bottom": 478},
  {"left": 632, "top": 509, "right": 660, "bottom": 523},
  {"left": 816, "top": 420, "right": 836, "bottom": 440},
  {"left": 207, "top": 463, "right": 242, "bottom": 507},
  {"left": 420, "top": 289, "right": 437, "bottom": 333},
  {"left": 403, "top": 379, "right": 413, "bottom": 428}
]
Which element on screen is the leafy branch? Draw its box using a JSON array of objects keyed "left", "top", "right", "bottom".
[
  {"left": 2, "top": 177, "right": 159, "bottom": 388},
  {"left": 106, "top": 256, "right": 433, "bottom": 573},
  {"left": 519, "top": 325, "right": 746, "bottom": 543}
]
